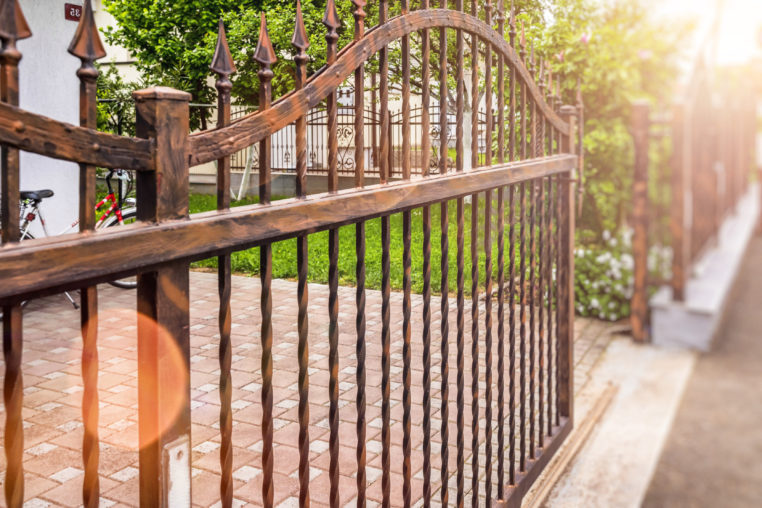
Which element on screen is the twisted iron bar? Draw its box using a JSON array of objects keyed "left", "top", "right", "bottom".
[
  {"left": 470, "top": 192, "right": 480, "bottom": 507},
  {"left": 440, "top": 200, "right": 450, "bottom": 507}
]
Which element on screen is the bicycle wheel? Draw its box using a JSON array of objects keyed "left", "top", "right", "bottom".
[{"left": 102, "top": 208, "right": 138, "bottom": 289}]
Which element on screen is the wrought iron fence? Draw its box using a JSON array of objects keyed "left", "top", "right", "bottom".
[
  {"left": 0, "top": 0, "right": 580, "bottom": 507},
  {"left": 628, "top": 69, "right": 756, "bottom": 342},
  {"left": 229, "top": 103, "right": 489, "bottom": 179}
]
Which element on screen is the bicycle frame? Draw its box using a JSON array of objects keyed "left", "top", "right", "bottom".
[{"left": 19, "top": 170, "right": 132, "bottom": 240}]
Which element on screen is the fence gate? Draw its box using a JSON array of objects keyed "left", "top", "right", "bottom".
[{"left": 0, "top": 0, "right": 579, "bottom": 506}]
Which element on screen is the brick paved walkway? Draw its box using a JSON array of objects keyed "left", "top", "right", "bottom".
[{"left": 0, "top": 272, "right": 615, "bottom": 507}]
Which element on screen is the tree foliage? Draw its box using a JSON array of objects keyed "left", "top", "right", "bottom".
[
  {"left": 527, "top": 0, "right": 691, "bottom": 239},
  {"left": 96, "top": 63, "right": 141, "bottom": 136},
  {"left": 103, "top": 0, "right": 690, "bottom": 241}
]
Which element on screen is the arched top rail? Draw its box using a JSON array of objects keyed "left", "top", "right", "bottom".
[
  {"left": 189, "top": 9, "right": 570, "bottom": 167},
  {"left": 0, "top": 101, "right": 153, "bottom": 171}
]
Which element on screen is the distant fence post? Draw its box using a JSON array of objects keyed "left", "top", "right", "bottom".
[
  {"left": 631, "top": 101, "right": 650, "bottom": 343},
  {"left": 558, "top": 105, "right": 577, "bottom": 422},
  {"left": 670, "top": 103, "right": 687, "bottom": 302},
  {"left": 134, "top": 87, "right": 192, "bottom": 507}
]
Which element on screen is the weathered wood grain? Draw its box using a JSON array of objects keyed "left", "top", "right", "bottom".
[
  {"left": 0, "top": 155, "right": 575, "bottom": 302},
  {"left": 0, "top": 101, "right": 153, "bottom": 170}
]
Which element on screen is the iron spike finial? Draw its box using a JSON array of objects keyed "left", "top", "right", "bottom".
[
  {"left": 351, "top": 0, "right": 367, "bottom": 40},
  {"left": 323, "top": 0, "right": 341, "bottom": 31},
  {"left": 253, "top": 12, "right": 277, "bottom": 68},
  {"left": 351, "top": 0, "right": 367, "bottom": 14},
  {"left": 0, "top": 0, "right": 31, "bottom": 42},
  {"left": 68, "top": 0, "right": 106, "bottom": 62},
  {"left": 211, "top": 19, "right": 237, "bottom": 77},
  {"left": 292, "top": 0, "right": 310, "bottom": 51}
]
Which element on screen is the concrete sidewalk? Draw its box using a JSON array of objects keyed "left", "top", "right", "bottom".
[{"left": 643, "top": 237, "right": 762, "bottom": 507}]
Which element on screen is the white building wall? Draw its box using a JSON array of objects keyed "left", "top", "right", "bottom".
[
  {"left": 16, "top": 0, "right": 83, "bottom": 236},
  {"left": 93, "top": 0, "right": 140, "bottom": 82}
]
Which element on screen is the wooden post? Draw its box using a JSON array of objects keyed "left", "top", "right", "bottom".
[
  {"left": 670, "top": 103, "right": 687, "bottom": 302},
  {"left": 558, "top": 105, "right": 576, "bottom": 423},
  {"left": 133, "top": 87, "right": 192, "bottom": 507},
  {"left": 631, "top": 101, "right": 650, "bottom": 343}
]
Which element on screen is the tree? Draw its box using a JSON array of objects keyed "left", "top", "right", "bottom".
[
  {"left": 96, "top": 63, "right": 142, "bottom": 136},
  {"left": 527, "top": 0, "right": 691, "bottom": 238},
  {"left": 102, "top": 0, "right": 358, "bottom": 128},
  {"left": 102, "top": 0, "right": 544, "bottom": 128}
]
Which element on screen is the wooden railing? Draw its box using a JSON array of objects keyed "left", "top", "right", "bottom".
[{"left": 0, "top": 0, "right": 579, "bottom": 506}]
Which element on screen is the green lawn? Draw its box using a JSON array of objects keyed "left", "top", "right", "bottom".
[{"left": 190, "top": 192, "right": 537, "bottom": 295}]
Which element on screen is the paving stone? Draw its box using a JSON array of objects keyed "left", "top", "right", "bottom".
[{"left": 2, "top": 272, "right": 615, "bottom": 506}]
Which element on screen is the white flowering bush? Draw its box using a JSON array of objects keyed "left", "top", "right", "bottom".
[{"left": 574, "top": 229, "right": 671, "bottom": 321}]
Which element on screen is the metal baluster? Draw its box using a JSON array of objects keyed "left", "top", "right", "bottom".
[
  {"left": 355, "top": 231, "right": 367, "bottom": 508},
  {"left": 496, "top": 182, "right": 506, "bottom": 497},
  {"left": 469, "top": 3, "right": 481, "bottom": 506},
  {"left": 497, "top": 2, "right": 506, "bottom": 167},
  {"left": 537, "top": 65, "right": 547, "bottom": 451},
  {"left": 323, "top": 2, "right": 342, "bottom": 506},
  {"left": 403, "top": 212, "right": 413, "bottom": 508},
  {"left": 558, "top": 105, "right": 576, "bottom": 424},
  {"left": 495, "top": 1, "right": 507, "bottom": 498},
  {"left": 555, "top": 173, "right": 561, "bottom": 427},
  {"left": 292, "top": 3, "right": 311, "bottom": 505},
  {"left": 507, "top": 3, "right": 518, "bottom": 485},
  {"left": 528, "top": 157, "right": 538, "bottom": 457},
  {"left": 546, "top": 69, "right": 553, "bottom": 157},
  {"left": 0, "top": 2, "right": 30, "bottom": 505},
  {"left": 399, "top": 1, "right": 413, "bottom": 505},
  {"left": 470, "top": 195, "right": 480, "bottom": 508},
  {"left": 517, "top": 28, "right": 530, "bottom": 474},
  {"left": 439, "top": 0, "right": 449, "bottom": 178},
  {"left": 484, "top": 184, "right": 494, "bottom": 506},
  {"left": 546, "top": 177, "right": 554, "bottom": 437},
  {"left": 420, "top": 0, "right": 433, "bottom": 504},
  {"left": 537, "top": 177, "right": 545, "bottom": 451},
  {"left": 519, "top": 180, "right": 527, "bottom": 473},
  {"left": 210, "top": 18, "right": 236, "bottom": 508},
  {"left": 471, "top": 0, "right": 479, "bottom": 171},
  {"left": 351, "top": 2, "right": 367, "bottom": 506},
  {"left": 438, "top": 1, "right": 450, "bottom": 504},
  {"left": 68, "top": 2, "right": 106, "bottom": 505},
  {"left": 519, "top": 28, "right": 527, "bottom": 162},
  {"left": 254, "top": 14, "right": 277, "bottom": 507},
  {"left": 455, "top": 0, "right": 466, "bottom": 505},
  {"left": 440, "top": 195, "right": 451, "bottom": 508},
  {"left": 552, "top": 83, "right": 562, "bottom": 433},
  {"left": 379, "top": 0, "right": 392, "bottom": 504},
  {"left": 528, "top": 48, "right": 538, "bottom": 462},
  {"left": 484, "top": 0, "right": 495, "bottom": 501}
]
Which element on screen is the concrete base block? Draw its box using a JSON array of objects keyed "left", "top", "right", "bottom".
[{"left": 650, "top": 184, "right": 759, "bottom": 351}]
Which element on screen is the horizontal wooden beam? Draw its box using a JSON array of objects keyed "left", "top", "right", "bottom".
[
  {"left": 189, "top": 9, "right": 570, "bottom": 167},
  {"left": 0, "top": 155, "right": 574, "bottom": 303},
  {"left": 0, "top": 101, "right": 154, "bottom": 171}
]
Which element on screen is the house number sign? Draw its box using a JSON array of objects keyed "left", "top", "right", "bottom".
[{"left": 65, "top": 3, "right": 83, "bottom": 22}]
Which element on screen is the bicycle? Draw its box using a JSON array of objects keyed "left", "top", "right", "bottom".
[{"left": 10, "top": 169, "right": 138, "bottom": 294}]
